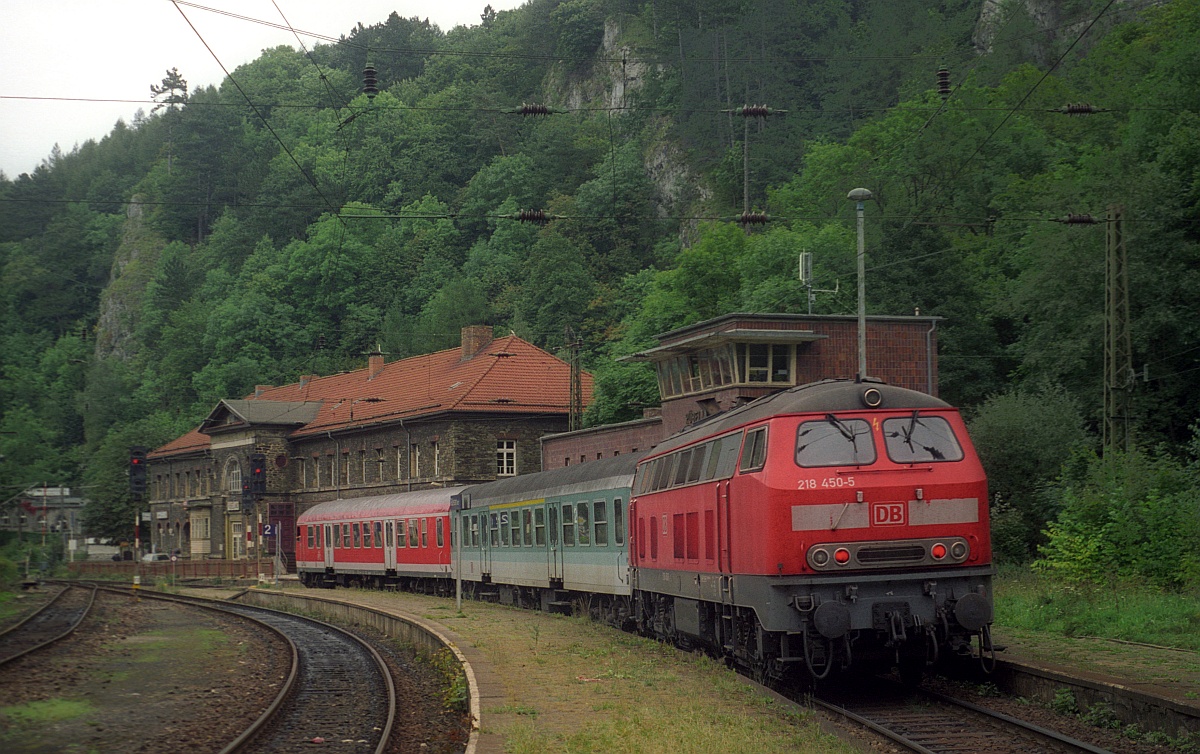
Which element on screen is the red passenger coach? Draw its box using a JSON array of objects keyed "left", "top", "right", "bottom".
[
  {"left": 629, "top": 379, "right": 993, "bottom": 683},
  {"left": 296, "top": 488, "right": 466, "bottom": 590}
]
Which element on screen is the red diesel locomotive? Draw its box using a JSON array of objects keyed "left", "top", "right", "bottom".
[{"left": 629, "top": 379, "right": 993, "bottom": 683}]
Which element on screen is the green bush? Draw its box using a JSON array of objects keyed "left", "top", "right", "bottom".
[
  {"left": 1034, "top": 443, "right": 1200, "bottom": 589},
  {"left": 967, "top": 384, "right": 1093, "bottom": 560}
]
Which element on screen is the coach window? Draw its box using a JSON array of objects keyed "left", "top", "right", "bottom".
[
  {"left": 334, "top": 524, "right": 342, "bottom": 548},
  {"left": 409, "top": 519, "right": 420, "bottom": 548},
  {"left": 562, "top": 504, "right": 575, "bottom": 546},
  {"left": 397, "top": 520, "right": 406, "bottom": 548},
  {"left": 489, "top": 514, "right": 499, "bottom": 546},
  {"left": 613, "top": 499, "right": 625, "bottom": 545},
  {"left": 420, "top": 518, "right": 428, "bottom": 547},
  {"left": 576, "top": 503, "right": 591, "bottom": 545},
  {"left": 306, "top": 526, "right": 315, "bottom": 549},
  {"left": 739, "top": 427, "right": 769, "bottom": 472},
  {"left": 795, "top": 417, "right": 876, "bottom": 467},
  {"left": 471, "top": 515, "right": 480, "bottom": 547},
  {"left": 686, "top": 446, "right": 708, "bottom": 483},
  {"left": 374, "top": 521, "right": 383, "bottom": 548},
  {"left": 511, "top": 511, "right": 522, "bottom": 546},
  {"left": 593, "top": 502, "right": 608, "bottom": 546},
  {"left": 325, "top": 525, "right": 332, "bottom": 549},
  {"left": 501, "top": 512, "right": 512, "bottom": 546},
  {"left": 436, "top": 518, "right": 445, "bottom": 548},
  {"left": 534, "top": 508, "right": 546, "bottom": 546},
  {"left": 673, "top": 449, "right": 693, "bottom": 486},
  {"left": 882, "top": 415, "right": 964, "bottom": 463},
  {"left": 522, "top": 509, "right": 533, "bottom": 547},
  {"left": 352, "top": 523, "right": 361, "bottom": 548},
  {"left": 385, "top": 521, "right": 393, "bottom": 548}
]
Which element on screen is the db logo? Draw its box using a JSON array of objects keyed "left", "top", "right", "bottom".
[{"left": 872, "top": 502, "right": 906, "bottom": 526}]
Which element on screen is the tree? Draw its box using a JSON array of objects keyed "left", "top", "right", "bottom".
[{"left": 150, "top": 68, "right": 189, "bottom": 112}]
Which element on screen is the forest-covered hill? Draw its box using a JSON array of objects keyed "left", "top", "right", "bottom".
[{"left": 3, "top": 0, "right": 1199, "bottom": 548}]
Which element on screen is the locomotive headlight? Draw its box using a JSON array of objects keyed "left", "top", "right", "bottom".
[
  {"left": 931, "top": 542, "right": 948, "bottom": 560},
  {"left": 834, "top": 548, "right": 851, "bottom": 565},
  {"left": 950, "top": 541, "right": 968, "bottom": 559},
  {"left": 811, "top": 548, "right": 830, "bottom": 566}
]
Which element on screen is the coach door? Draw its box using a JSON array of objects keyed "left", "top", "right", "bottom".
[
  {"left": 384, "top": 520, "right": 397, "bottom": 572},
  {"left": 323, "top": 525, "right": 334, "bottom": 569},
  {"left": 547, "top": 503, "right": 563, "bottom": 581}
]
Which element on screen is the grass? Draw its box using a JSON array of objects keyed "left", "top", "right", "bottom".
[
  {"left": 0, "top": 698, "right": 94, "bottom": 727},
  {"left": 994, "top": 564, "right": 1200, "bottom": 650}
]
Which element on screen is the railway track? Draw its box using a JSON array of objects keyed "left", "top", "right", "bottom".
[
  {"left": 64, "top": 584, "right": 397, "bottom": 754},
  {"left": 813, "top": 681, "right": 1115, "bottom": 754},
  {"left": 0, "top": 583, "right": 96, "bottom": 666}
]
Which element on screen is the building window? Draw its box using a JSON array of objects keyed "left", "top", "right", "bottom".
[
  {"left": 431, "top": 441, "right": 440, "bottom": 476},
  {"left": 376, "top": 449, "right": 385, "bottom": 481},
  {"left": 340, "top": 453, "right": 350, "bottom": 486},
  {"left": 409, "top": 444, "right": 419, "bottom": 479},
  {"left": 226, "top": 465, "right": 242, "bottom": 496},
  {"left": 359, "top": 451, "right": 367, "bottom": 485},
  {"left": 496, "top": 440, "right": 516, "bottom": 477}
]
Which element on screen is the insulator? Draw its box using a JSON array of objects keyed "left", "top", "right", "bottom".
[
  {"left": 738, "top": 211, "right": 770, "bottom": 226},
  {"left": 519, "top": 103, "right": 551, "bottom": 116},
  {"left": 936, "top": 66, "right": 951, "bottom": 99},
  {"left": 516, "top": 209, "right": 549, "bottom": 225},
  {"left": 362, "top": 65, "right": 379, "bottom": 100},
  {"left": 739, "top": 104, "right": 771, "bottom": 118},
  {"left": 1060, "top": 103, "right": 1099, "bottom": 115},
  {"left": 1059, "top": 213, "right": 1098, "bottom": 224}
]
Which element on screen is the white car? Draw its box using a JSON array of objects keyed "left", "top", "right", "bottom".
[{"left": 141, "top": 552, "right": 171, "bottom": 562}]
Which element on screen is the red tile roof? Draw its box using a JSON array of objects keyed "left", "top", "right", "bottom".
[{"left": 150, "top": 334, "right": 592, "bottom": 457}]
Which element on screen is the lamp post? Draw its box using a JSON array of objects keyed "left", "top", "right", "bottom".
[{"left": 847, "top": 188, "right": 873, "bottom": 380}]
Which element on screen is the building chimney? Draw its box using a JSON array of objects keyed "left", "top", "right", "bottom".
[
  {"left": 367, "top": 349, "right": 386, "bottom": 379},
  {"left": 254, "top": 385, "right": 272, "bottom": 398},
  {"left": 461, "top": 325, "right": 494, "bottom": 361},
  {"left": 299, "top": 375, "right": 317, "bottom": 389}
]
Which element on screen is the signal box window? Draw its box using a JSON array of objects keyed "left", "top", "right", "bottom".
[
  {"left": 882, "top": 415, "right": 964, "bottom": 463},
  {"left": 738, "top": 427, "right": 769, "bottom": 472},
  {"left": 795, "top": 417, "right": 876, "bottom": 467}
]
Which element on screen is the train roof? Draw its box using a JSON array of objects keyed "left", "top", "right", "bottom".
[
  {"left": 463, "top": 452, "right": 644, "bottom": 509},
  {"left": 650, "top": 379, "right": 953, "bottom": 457},
  {"left": 297, "top": 486, "right": 467, "bottom": 523}
]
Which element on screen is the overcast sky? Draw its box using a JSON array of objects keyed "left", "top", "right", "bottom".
[{"left": 0, "top": 1, "right": 525, "bottom": 178}]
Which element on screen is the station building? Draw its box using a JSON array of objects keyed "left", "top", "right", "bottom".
[{"left": 145, "top": 326, "right": 590, "bottom": 566}]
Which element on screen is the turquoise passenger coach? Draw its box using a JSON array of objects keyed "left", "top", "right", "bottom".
[{"left": 452, "top": 453, "right": 643, "bottom": 616}]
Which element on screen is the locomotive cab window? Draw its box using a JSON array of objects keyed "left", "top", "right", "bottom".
[
  {"left": 738, "top": 427, "right": 769, "bottom": 472},
  {"left": 795, "top": 416, "right": 877, "bottom": 467},
  {"left": 882, "top": 414, "right": 964, "bottom": 463}
]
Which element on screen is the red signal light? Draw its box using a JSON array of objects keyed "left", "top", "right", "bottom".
[
  {"left": 834, "top": 548, "right": 851, "bottom": 565},
  {"left": 931, "top": 543, "right": 947, "bottom": 560}
]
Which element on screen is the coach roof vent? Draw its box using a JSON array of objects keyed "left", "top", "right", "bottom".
[{"left": 461, "top": 325, "right": 494, "bottom": 361}]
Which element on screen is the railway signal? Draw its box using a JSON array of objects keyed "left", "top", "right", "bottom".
[
  {"left": 250, "top": 452, "right": 267, "bottom": 496},
  {"left": 129, "top": 446, "right": 148, "bottom": 499}
]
